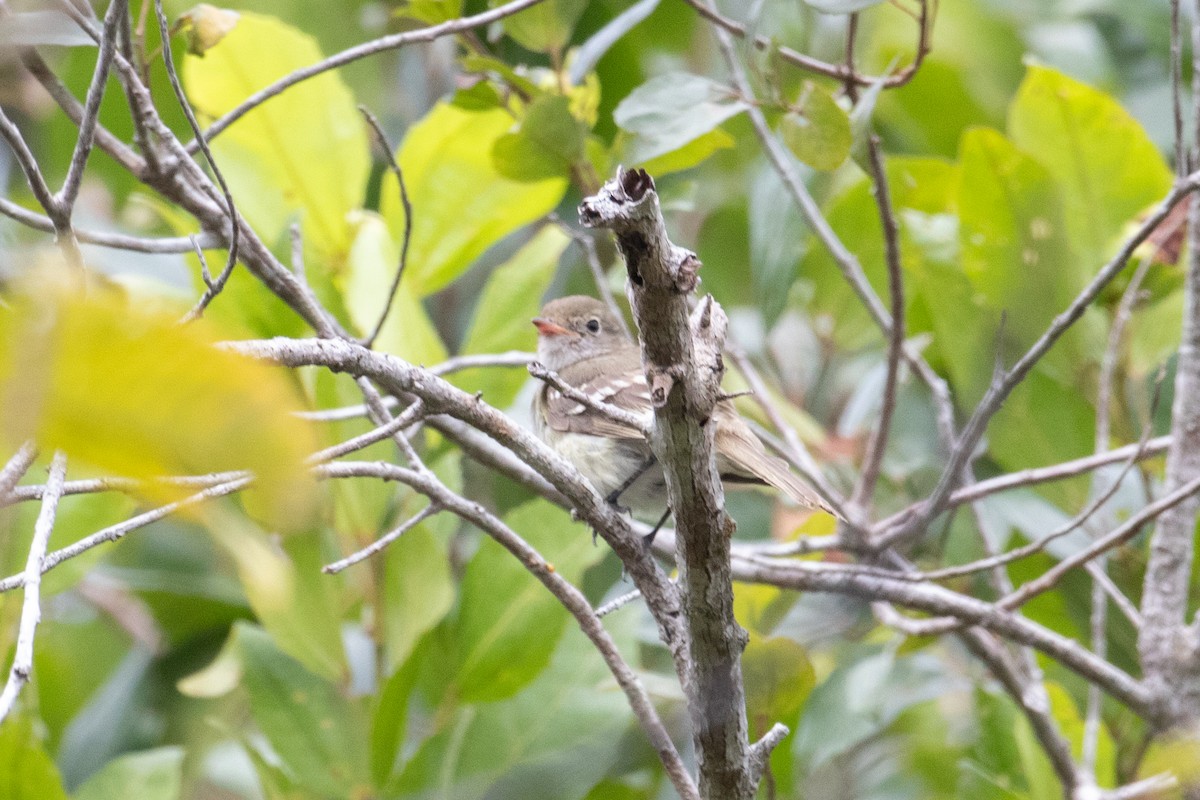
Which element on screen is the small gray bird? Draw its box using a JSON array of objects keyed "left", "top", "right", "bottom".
[{"left": 531, "top": 295, "right": 834, "bottom": 535}]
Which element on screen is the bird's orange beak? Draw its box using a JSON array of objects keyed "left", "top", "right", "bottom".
[{"left": 532, "top": 318, "right": 574, "bottom": 337}]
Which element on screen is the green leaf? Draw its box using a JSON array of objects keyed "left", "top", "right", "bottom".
[
  {"left": 57, "top": 649, "right": 156, "bottom": 788},
  {"left": 382, "top": 514, "right": 456, "bottom": 673},
  {"left": 344, "top": 210, "right": 448, "bottom": 363},
  {"left": 743, "top": 635, "right": 815, "bottom": 726},
  {"left": 780, "top": 82, "right": 851, "bottom": 171},
  {"left": 1045, "top": 682, "right": 1116, "bottom": 788},
  {"left": 380, "top": 99, "right": 568, "bottom": 296},
  {"left": 237, "top": 624, "right": 371, "bottom": 797},
  {"left": 451, "top": 500, "right": 605, "bottom": 703},
  {"left": 0, "top": 276, "right": 320, "bottom": 532},
  {"left": 74, "top": 748, "right": 184, "bottom": 800},
  {"left": 493, "top": 96, "right": 586, "bottom": 181},
  {"left": 1008, "top": 65, "right": 1173, "bottom": 264},
  {"left": 456, "top": 226, "right": 569, "bottom": 407},
  {"left": 957, "top": 127, "right": 1101, "bottom": 386},
  {"left": 393, "top": 615, "right": 635, "bottom": 800},
  {"left": 749, "top": 158, "right": 809, "bottom": 326},
  {"left": 638, "top": 127, "right": 734, "bottom": 176},
  {"left": 493, "top": 0, "right": 586, "bottom": 53},
  {"left": 794, "top": 649, "right": 951, "bottom": 769},
  {"left": 400, "top": 0, "right": 463, "bottom": 24},
  {"left": 801, "top": 157, "right": 958, "bottom": 351},
  {"left": 0, "top": 717, "right": 69, "bottom": 800},
  {"left": 614, "top": 72, "right": 749, "bottom": 164},
  {"left": 183, "top": 12, "right": 368, "bottom": 258}
]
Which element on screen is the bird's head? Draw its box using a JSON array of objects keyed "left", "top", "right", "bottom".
[{"left": 532, "top": 295, "right": 629, "bottom": 371}]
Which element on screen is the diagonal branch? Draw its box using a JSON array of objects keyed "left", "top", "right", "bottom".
[{"left": 0, "top": 453, "right": 67, "bottom": 724}]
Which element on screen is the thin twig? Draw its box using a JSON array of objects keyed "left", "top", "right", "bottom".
[
  {"left": 0, "top": 443, "right": 38, "bottom": 502},
  {"left": 0, "top": 197, "right": 217, "bottom": 252},
  {"left": 678, "top": 0, "right": 931, "bottom": 89},
  {"left": 320, "top": 460, "right": 700, "bottom": 800},
  {"left": 358, "top": 105, "right": 413, "bottom": 348},
  {"left": 0, "top": 476, "right": 253, "bottom": 593},
  {"left": 307, "top": 401, "right": 425, "bottom": 464},
  {"left": 596, "top": 588, "right": 643, "bottom": 617},
  {"left": 0, "top": 453, "right": 67, "bottom": 724},
  {"left": 553, "top": 217, "right": 630, "bottom": 338},
  {"left": 877, "top": 173, "right": 1200, "bottom": 549},
  {"left": 152, "top": 0, "right": 240, "bottom": 320},
  {"left": 851, "top": 135, "right": 906, "bottom": 512},
  {"left": 192, "top": 0, "right": 555, "bottom": 150},
  {"left": 323, "top": 503, "right": 442, "bottom": 573}
]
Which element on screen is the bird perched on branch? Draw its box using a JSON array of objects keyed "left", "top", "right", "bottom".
[{"left": 531, "top": 295, "right": 834, "bottom": 542}]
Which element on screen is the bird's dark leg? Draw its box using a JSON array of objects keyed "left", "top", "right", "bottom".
[
  {"left": 606, "top": 454, "right": 658, "bottom": 510},
  {"left": 642, "top": 507, "right": 672, "bottom": 549}
]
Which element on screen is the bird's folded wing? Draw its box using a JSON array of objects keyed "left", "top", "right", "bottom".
[{"left": 541, "top": 368, "right": 653, "bottom": 439}]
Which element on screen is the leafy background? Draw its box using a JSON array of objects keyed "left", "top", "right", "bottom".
[{"left": 0, "top": 0, "right": 1185, "bottom": 797}]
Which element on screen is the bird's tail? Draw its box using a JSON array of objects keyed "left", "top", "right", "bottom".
[{"left": 715, "top": 420, "right": 840, "bottom": 519}]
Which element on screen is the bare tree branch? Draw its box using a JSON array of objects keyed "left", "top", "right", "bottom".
[
  {"left": 0, "top": 453, "right": 67, "bottom": 724},
  {"left": 358, "top": 105, "right": 412, "bottom": 348}
]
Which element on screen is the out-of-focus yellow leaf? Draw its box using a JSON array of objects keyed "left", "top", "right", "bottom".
[
  {"left": 380, "top": 99, "right": 568, "bottom": 296},
  {"left": 0, "top": 274, "right": 319, "bottom": 531},
  {"left": 183, "top": 11, "right": 368, "bottom": 257}
]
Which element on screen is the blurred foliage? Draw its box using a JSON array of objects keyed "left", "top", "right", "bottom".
[{"left": 0, "top": 0, "right": 1190, "bottom": 797}]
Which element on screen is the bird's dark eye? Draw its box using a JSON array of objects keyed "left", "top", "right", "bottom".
[{"left": 585, "top": 318, "right": 601, "bottom": 334}]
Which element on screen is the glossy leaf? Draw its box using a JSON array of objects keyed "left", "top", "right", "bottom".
[
  {"left": 183, "top": 12, "right": 368, "bottom": 257},
  {"left": 456, "top": 226, "right": 569, "bottom": 407},
  {"left": 74, "top": 748, "right": 184, "bottom": 800},
  {"left": 237, "top": 624, "right": 371, "bottom": 797},
  {"left": 380, "top": 99, "right": 568, "bottom": 296},
  {"left": 614, "top": 72, "right": 749, "bottom": 164},
  {"left": 0, "top": 276, "right": 319, "bottom": 531},
  {"left": 1008, "top": 65, "right": 1173, "bottom": 263},
  {"left": 780, "top": 82, "right": 852, "bottom": 171}
]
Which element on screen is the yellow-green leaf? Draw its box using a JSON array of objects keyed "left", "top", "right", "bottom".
[
  {"left": 380, "top": 99, "right": 568, "bottom": 296},
  {"left": 0, "top": 274, "right": 319, "bottom": 531},
  {"left": 344, "top": 210, "right": 448, "bottom": 364},
  {"left": 1008, "top": 65, "right": 1173, "bottom": 263},
  {"left": 183, "top": 11, "right": 368, "bottom": 258},
  {"left": 0, "top": 717, "right": 69, "bottom": 800},
  {"left": 780, "top": 82, "right": 851, "bottom": 171}
]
